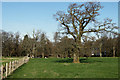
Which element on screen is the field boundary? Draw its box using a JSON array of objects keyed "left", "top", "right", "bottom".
[{"left": 0, "top": 56, "right": 30, "bottom": 80}]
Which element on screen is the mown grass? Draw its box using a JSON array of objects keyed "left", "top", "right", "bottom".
[{"left": 6, "top": 57, "right": 118, "bottom": 78}]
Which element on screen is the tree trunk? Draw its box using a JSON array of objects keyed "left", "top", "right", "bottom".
[
  {"left": 66, "top": 53, "right": 68, "bottom": 58},
  {"left": 100, "top": 43, "right": 102, "bottom": 57},
  {"left": 61, "top": 54, "right": 64, "bottom": 58},
  {"left": 73, "top": 36, "right": 81, "bottom": 63},
  {"left": 73, "top": 53, "right": 80, "bottom": 63},
  {"left": 32, "top": 46, "right": 35, "bottom": 58},
  {"left": 73, "top": 39, "right": 80, "bottom": 63},
  {"left": 113, "top": 46, "right": 115, "bottom": 57},
  {"left": 100, "top": 49, "right": 102, "bottom": 57},
  {"left": 42, "top": 53, "right": 44, "bottom": 58},
  {"left": 35, "top": 50, "right": 37, "bottom": 58}
]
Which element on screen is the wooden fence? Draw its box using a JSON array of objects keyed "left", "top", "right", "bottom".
[{"left": 0, "top": 56, "right": 30, "bottom": 80}]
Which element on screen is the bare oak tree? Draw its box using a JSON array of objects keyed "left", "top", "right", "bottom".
[{"left": 54, "top": 2, "right": 118, "bottom": 63}]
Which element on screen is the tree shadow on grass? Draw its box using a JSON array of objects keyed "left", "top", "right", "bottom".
[
  {"left": 54, "top": 58, "right": 103, "bottom": 63},
  {"left": 54, "top": 58, "right": 73, "bottom": 63}
]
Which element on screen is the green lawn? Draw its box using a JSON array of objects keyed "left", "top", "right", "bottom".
[{"left": 6, "top": 57, "right": 118, "bottom": 78}]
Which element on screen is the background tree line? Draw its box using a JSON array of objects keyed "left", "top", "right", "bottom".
[{"left": 1, "top": 30, "right": 120, "bottom": 58}]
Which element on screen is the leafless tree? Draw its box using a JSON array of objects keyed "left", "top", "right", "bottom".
[{"left": 54, "top": 2, "right": 118, "bottom": 63}]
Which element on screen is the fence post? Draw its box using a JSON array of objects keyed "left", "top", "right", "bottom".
[
  {"left": 14, "top": 60, "right": 16, "bottom": 70},
  {"left": 11, "top": 61, "right": 13, "bottom": 73},
  {"left": 11, "top": 61, "right": 13, "bottom": 72},
  {"left": 20, "top": 59, "right": 21, "bottom": 66},
  {"left": 19, "top": 60, "right": 20, "bottom": 67},
  {"left": 17, "top": 60, "right": 19, "bottom": 68},
  {"left": 6, "top": 63, "right": 8, "bottom": 77},
  {"left": 23, "top": 57, "right": 25, "bottom": 64},
  {"left": 13, "top": 61, "right": 15, "bottom": 71},
  {"left": 1, "top": 65, "right": 3, "bottom": 79},
  {"left": 16, "top": 60, "right": 17, "bottom": 69},
  {"left": 20, "top": 59, "right": 23, "bottom": 66},
  {"left": 9, "top": 61, "right": 11, "bottom": 75},
  {"left": 24, "top": 57, "right": 26, "bottom": 63}
]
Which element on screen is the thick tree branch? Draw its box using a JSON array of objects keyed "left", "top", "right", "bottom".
[
  {"left": 83, "top": 28, "right": 105, "bottom": 33},
  {"left": 58, "top": 20, "right": 77, "bottom": 40}
]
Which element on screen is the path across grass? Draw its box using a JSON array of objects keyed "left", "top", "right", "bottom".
[{"left": 6, "top": 57, "right": 118, "bottom": 78}]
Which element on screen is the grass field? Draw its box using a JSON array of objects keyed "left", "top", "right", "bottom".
[{"left": 6, "top": 57, "right": 118, "bottom": 78}]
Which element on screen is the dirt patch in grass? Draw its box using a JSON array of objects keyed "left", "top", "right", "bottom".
[{"left": 63, "top": 63, "right": 70, "bottom": 66}]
